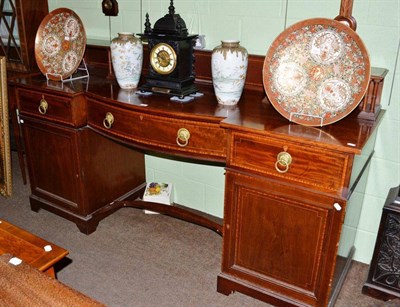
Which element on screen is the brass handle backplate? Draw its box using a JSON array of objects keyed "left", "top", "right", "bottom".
[
  {"left": 103, "top": 112, "right": 114, "bottom": 129},
  {"left": 38, "top": 98, "right": 48, "bottom": 115},
  {"left": 275, "top": 150, "right": 292, "bottom": 174},
  {"left": 176, "top": 128, "right": 190, "bottom": 147}
]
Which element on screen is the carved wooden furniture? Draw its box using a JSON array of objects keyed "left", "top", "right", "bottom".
[
  {"left": 216, "top": 92, "right": 383, "bottom": 306},
  {"left": 1, "top": 0, "right": 49, "bottom": 187},
  {"left": 9, "top": 46, "right": 386, "bottom": 305},
  {"left": 334, "top": 0, "right": 357, "bottom": 30},
  {"left": 9, "top": 78, "right": 146, "bottom": 234},
  {"left": 358, "top": 67, "right": 388, "bottom": 121},
  {"left": 0, "top": 219, "right": 68, "bottom": 278},
  {"left": 362, "top": 185, "right": 400, "bottom": 301},
  {"left": 0, "top": 0, "right": 48, "bottom": 73}
]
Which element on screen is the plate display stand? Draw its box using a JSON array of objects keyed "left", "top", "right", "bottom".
[{"left": 45, "top": 58, "right": 89, "bottom": 83}]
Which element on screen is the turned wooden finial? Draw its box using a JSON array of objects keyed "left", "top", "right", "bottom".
[{"left": 334, "top": 0, "right": 357, "bottom": 30}]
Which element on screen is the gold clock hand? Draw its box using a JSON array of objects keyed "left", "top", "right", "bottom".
[{"left": 157, "top": 51, "right": 170, "bottom": 67}]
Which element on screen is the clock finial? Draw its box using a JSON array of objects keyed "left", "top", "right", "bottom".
[
  {"left": 168, "top": 0, "right": 175, "bottom": 15},
  {"left": 146, "top": 0, "right": 190, "bottom": 37},
  {"left": 144, "top": 13, "right": 152, "bottom": 34}
]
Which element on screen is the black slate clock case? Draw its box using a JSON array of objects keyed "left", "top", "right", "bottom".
[{"left": 139, "top": 1, "right": 198, "bottom": 97}]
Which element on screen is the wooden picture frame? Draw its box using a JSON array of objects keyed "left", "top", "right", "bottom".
[{"left": 0, "top": 56, "right": 11, "bottom": 196}]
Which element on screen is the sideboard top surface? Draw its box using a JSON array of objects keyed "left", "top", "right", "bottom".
[{"left": 9, "top": 68, "right": 384, "bottom": 155}]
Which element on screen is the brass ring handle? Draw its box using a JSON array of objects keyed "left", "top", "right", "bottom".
[
  {"left": 176, "top": 128, "right": 190, "bottom": 147},
  {"left": 275, "top": 151, "right": 292, "bottom": 174},
  {"left": 275, "top": 160, "right": 289, "bottom": 173},
  {"left": 103, "top": 112, "right": 114, "bottom": 129},
  {"left": 38, "top": 98, "right": 48, "bottom": 115}
]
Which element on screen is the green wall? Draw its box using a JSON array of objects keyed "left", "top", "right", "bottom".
[{"left": 49, "top": 0, "right": 400, "bottom": 264}]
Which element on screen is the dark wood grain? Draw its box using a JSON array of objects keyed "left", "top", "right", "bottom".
[
  {"left": 11, "top": 81, "right": 146, "bottom": 234},
  {"left": 0, "top": 219, "right": 68, "bottom": 277},
  {"left": 220, "top": 169, "right": 345, "bottom": 306},
  {"left": 362, "top": 186, "right": 400, "bottom": 301},
  {"left": 334, "top": 0, "right": 357, "bottom": 30},
  {"left": 85, "top": 43, "right": 387, "bottom": 120},
  {"left": 9, "top": 56, "right": 385, "bottom": 305},
  {"left": 0, "top": 1, "right": 49, "bottom": 73}
]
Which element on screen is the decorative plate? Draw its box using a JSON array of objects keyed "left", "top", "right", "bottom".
[
  {"left": 35, "top": 8, "right": 86, "bottom": 81},
  {"left": 263, "top": 18, "right": 370, "bottom": 126}
]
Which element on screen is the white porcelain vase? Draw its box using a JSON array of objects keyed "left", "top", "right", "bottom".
[
  {"left": 211, "top": 40, "right": 248, "bottom": 105},
  {"left": 110, "top": 32, "right": 143, "bottom": 89}
]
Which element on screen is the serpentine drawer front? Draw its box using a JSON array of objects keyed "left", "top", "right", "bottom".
[
  {"left": 87, "top": 98, "right": 227, "bottom": 161},
  {"left": 16, "top": 88, "right": 87, "bottom": 127},
  {"left": 228, "top": 131, "right": 351, "bottom": 194}
]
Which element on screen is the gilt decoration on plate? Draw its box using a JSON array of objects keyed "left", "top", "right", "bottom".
[
  {"left": 263, "top": 18, "right": 370, "bottom": 126},
  {"left": 35, "top": 8, "right": 86, "bottom": 81}
]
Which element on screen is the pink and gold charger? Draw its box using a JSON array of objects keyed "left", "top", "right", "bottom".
[{"left": 263, "top": 18, "right": 370, "bottom": 126}]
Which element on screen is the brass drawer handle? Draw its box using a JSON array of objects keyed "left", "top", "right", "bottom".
[
  {"left": 103, "top": 112, "right": 114, "bottom": 129},
  {"left": 176, "top": 128, "right": 190, "bottom": 147},
  {"left": 38, "top": 98, "right": 48, "bottom": 115},
  {"left": 275, "top": 151, "right": 292, "bottom": 174}
]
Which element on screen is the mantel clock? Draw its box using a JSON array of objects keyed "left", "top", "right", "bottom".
[{"left": 139, "top": 1, "right": 198, "bottom": 97}]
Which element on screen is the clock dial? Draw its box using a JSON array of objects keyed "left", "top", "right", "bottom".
[{"left": 150, "top": 43, "right": 177, "bottom": 74}]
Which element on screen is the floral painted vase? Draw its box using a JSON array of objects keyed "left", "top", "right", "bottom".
[
  {"left": 211, "top": 40, "right": 248, "bottom": 105},
  {"left": 110, "top": 32, "right": 143, "bottom": 89}
]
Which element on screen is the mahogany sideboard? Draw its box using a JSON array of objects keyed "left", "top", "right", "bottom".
[{"left": 8, "top": 57, "right": 385, "bottom": 306}]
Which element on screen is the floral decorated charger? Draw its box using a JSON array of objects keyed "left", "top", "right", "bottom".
[
  {"left": 35, "top": 8, "right": 86, "bottom": 81},
  {"left": 263, "top": 18, "right": 370, "bottom": 126}
]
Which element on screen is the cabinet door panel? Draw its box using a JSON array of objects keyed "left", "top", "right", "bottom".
[
  {"left": 235, "top": 187, "right": 327, "bottom": 289},
  {"left": 222, "top": 170, "right": 344, "bottom": 305},
  {"left": 22, "top": 118, "right": 82, "bottom": 212}
]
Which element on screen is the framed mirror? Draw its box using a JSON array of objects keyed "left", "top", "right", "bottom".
[{"left": 0, "top": 56, "right": 11, "bottom": 196}]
